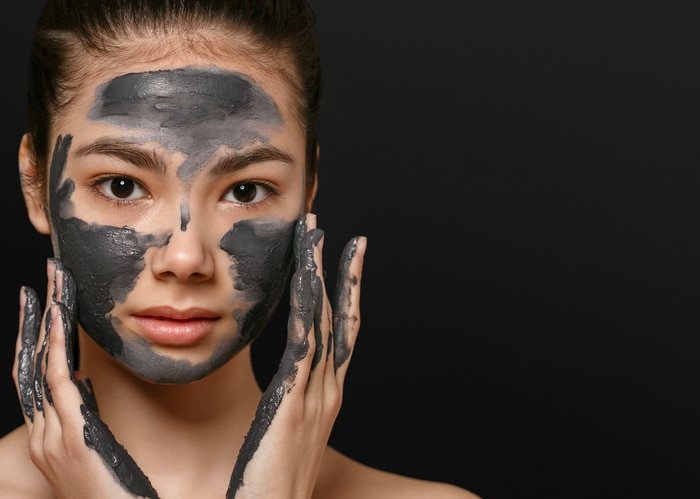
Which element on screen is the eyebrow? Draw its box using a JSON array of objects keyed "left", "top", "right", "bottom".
[
  {"left": 208, "top": 146, "right": 295, "bottom": 177},
  {"left": 73, "top": 138, "right": 295, "bottom": 176},
  {"left": 73, "top": 138, "right": 167, "bottom": 175}
]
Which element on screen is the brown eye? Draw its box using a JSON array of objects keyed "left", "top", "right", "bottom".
[
  {"left": 111, "top": 178, "right": 135, "bottom": 198},
  {"left": 97, "top": 176, "right": 147, "bottom": 201},
  {"left": 226, "top": 182, "right": 268, "bottom": 204}
]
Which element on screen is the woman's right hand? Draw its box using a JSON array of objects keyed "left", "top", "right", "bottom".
[{"left": 13, "top": 258, "right": 160, "bottom": 499}]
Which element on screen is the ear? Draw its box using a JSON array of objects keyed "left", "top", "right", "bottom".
[
  {"left": 18, "top": 133, "right": 51, "bottom": 235},
  {"left": 304, "top": 143, "right": 320, "bottom": 213},
  {"left": 304, "top": 171, "right": 318, "bottom": 213}
]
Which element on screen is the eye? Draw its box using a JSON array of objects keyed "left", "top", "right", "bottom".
[
  {"left": 223, "top": 182, "right": 273, "bottom": 205},
  {"left": 97, "top": 176, "right": 148, "bottom": 201}
]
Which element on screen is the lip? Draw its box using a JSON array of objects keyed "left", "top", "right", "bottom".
[{"left": 132, "top": 307, "right": 220, "bottom": 346}]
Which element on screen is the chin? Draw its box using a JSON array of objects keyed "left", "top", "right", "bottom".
[{"left": 115, "top": 335, "right": 246, "bottom": 384}]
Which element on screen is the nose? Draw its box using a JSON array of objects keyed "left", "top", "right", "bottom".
[{"left": 150, "top": 222, "right": 216, "bottom": 284}]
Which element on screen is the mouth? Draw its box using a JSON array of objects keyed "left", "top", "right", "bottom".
[{"left": 132, "top": 307, "right": 220, "bottom": 346}]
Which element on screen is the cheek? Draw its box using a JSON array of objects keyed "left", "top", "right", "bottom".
[
  {"left": 56, "top": 218, "right": 167, "bottom": 314},
  {"left": 221, "top": 218, "right": 296, "bottom": 299},
  {"left": 219, "top": 217, "right": 296, "bottom": 347}
]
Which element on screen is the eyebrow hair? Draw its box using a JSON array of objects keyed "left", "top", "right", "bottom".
[
  {"left": 208, "top": 146, "right": 295, "bottom": 177},
  {"left": 73, "top": 138, "right": 167, "bottom": 175}
]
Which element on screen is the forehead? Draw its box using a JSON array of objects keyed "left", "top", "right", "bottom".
[
  {"left": 88, "top": 67, "right": 284, "bottom": 180},
  {"left": 59, "top": 38, "right": 300, "bottom": 134},
  {"left": 90, "top": 67, "right": 280, "bottom": 128},
  {"left": 50, "top": 42, "right": 307, "bottom": 168}
]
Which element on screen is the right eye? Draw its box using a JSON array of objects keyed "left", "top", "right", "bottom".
[{"left": 96, "top": 176, "right": 148, "bottom": 201}]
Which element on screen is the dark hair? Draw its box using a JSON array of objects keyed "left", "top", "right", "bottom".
[{"left": 26, "top": 0, "right": 322, "bottom": 200}]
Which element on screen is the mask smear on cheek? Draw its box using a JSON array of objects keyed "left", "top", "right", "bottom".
[
  {"left": 47, "top": 134, "right": 169, "bottom": 358},
  {"left": 221, "top": 218, "right": 296, "bottom": 345}
]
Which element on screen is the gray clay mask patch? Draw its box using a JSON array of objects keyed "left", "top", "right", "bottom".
[
  {"left": 88, "top": 67, "right": 282, "bottom": 182},
  {"left": 46, "top": 68, "right": 295, "bottom": 384}
]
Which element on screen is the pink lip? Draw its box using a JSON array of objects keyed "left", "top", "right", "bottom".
[{"left": 132, "top": 307, "right": 220, "bottom": 346}]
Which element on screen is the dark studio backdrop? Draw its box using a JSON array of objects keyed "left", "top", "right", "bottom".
[{"left": 1, "top": 2, "right": 698, "bottom": 498}]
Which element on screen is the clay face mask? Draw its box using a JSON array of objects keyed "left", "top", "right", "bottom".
[{"left": 48, "top": 68, "right": 297, "bottom": 383}]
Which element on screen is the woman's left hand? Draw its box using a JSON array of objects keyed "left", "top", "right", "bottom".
[{"left": 227, "top": 214, "right": 367, "bottom": 498}]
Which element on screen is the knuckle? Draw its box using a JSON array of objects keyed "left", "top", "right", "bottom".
[
  {"left": 27, "top": 435, "right": 45, "bottom": 464},
  {"left": 325, "top": 390, "right": 342, "bottom": 414}
]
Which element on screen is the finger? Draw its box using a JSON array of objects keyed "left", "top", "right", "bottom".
[
  {"left": 44, "top": 302, "right": 84, "bottom": 427},
  {"left": 332, "top": 235, "right": 367, "bottom": 375},
  {"left": 27, "top": 307, "right": 50, "bottom": 461},
  {"left": 308, "top": 229, "right": 325, "bottom": 371},
  {"left": 28, "top": 259, "right": 59, "bottom": 445},
  {"left": 40, "top": 305, "right": 65, "bottom": 449},
  {"left": 32, "top": 307, "right": 51, "bottom": 415},
  {"left": 56, "top": 265, "right": 98, "bottom": 412},
  {"left": 296, "top": 242, "right": 331, "bottom": 411},
  {"left": 306, "top": 256, "right": 338, "bottom": 410},
  {"left": 301, "top": 215, "right": 324, "bottom": 357},
  {"left": 42, "top": 265, "right": 101, "bottom": 445},
  {"left": 52, "top": 258, "right": 77, "bottom": 316},
  {"left": 293, "top": 215, "right": 308, "bottom": 270},
  {"left": 33, "top": 258, "right": 60, "bottom": 414},
  {"left": 15, "top": 286, "right": 41, "bottom": 422},
  {"left": 39, "top": 263, "right": 87, "bottom": 450},
  {"left": 288, "top": 215, "right": 323, "bottom": 354},
  {"left": 54, "top": 261, "right": 79, "bottom": 379},
  {"left": 286, "top": 263, "right": 316, "bottom": 376}
]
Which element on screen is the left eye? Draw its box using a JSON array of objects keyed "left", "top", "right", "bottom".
[
  {"left": 99, "top": 177, "right": 147, "bottom": 200},
  {"left": 223, "top": 182, "right": 270, "bottom": 204}
]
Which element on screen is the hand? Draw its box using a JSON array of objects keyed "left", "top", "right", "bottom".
[
  {"left": 227, "top": 214, "right": 367, "bottom": 498},
  {"left": 13, "top": 258, "right": 160, "bottom": 499}
]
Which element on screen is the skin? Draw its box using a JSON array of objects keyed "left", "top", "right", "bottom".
[
  {"left": 49, "top": 68, "right": 297, "bottom": 384},
  {"left": 1, "top": 31, "right": 479, "bottom": 499},
  {"left": 14, "top": 40, "right": 368, "bottom": 496},
  {"left": 18, "top": 222, "right": 351, "bottom": 498}
]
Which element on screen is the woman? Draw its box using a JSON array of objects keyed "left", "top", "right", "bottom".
[{"left": 0, "top": 0, "right": 480, "bottom": 497}]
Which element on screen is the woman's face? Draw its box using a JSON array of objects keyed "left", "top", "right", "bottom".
[{"left": 41, "top": 48, "right": 308, "bottom": 384}]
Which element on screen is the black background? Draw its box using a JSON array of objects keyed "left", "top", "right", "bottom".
[{"left": 2, "top": 2, "right": 699, "bottom": 498}]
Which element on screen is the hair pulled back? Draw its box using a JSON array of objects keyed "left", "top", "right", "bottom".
[{"left": 26, "top": 0, "right": 322, "bottom": 196}]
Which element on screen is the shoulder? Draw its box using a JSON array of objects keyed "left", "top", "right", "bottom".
[
  {"left": 0, "top": 425, "right": 53, "bottom": 499},
  {"left": 315, "top": 447, "right": 481, "bottom": 499}
]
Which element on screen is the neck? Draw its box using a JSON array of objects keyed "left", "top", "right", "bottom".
[
  {"left": 76, "top": 330, "right": 263, "bottom": 451},
  {"left": 75, "top": 332, "right": 268, "bottom": 495}
]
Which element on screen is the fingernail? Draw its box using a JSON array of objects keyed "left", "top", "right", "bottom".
[{"left": 46, "top": 258, "right": 56, "bottom": 279}]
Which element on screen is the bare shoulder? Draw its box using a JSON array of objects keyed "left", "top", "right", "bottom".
[
  {"left": 315, "top": 447, "right": 482, "bottom": 499},
  {"left": 0, "top": 425, "right": 52, "bottom": 499}
]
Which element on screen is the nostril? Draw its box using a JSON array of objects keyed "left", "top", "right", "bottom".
[{"left": 149, "top": 231, "right": 216, "bottom": 283}]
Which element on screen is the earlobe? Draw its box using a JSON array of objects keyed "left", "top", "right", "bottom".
[{"left": 18, "top": 133, "right": 51, "bottom": 235}]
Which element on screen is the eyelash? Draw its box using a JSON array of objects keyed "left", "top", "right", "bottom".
[
  {"left": 225, "top": 180, "right": 281, "bottom": 209},
  {"left": 89, "top": 175, "right": 281, "bottom": 207},
  {"left": 89, "top": 175, "right": 148, "bottom": 205}
]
